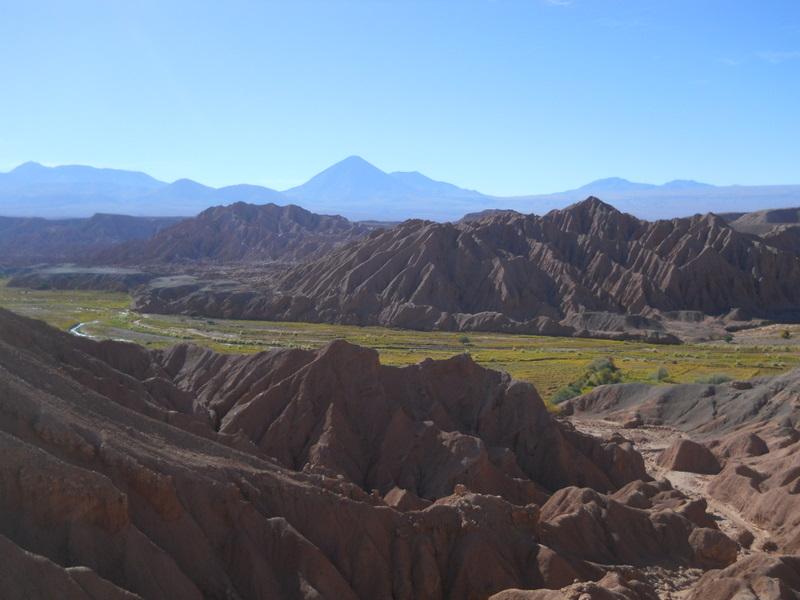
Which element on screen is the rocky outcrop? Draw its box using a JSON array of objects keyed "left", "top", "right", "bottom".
[
  {"left": 151, "top": 337, "right": 649, "bottom": 498},
  {"left": 713, "top": 431, "right": 769, "bottom": 459},
  {"left": 0, "top": 533, "right": 141, "bottom": 600},
  {"left": 708, "top": 448, "right": 800, "bottom": 553},
  {"left": 490, "top": 571, "right": 660, "bottom": 600},
  {"left": 688, "top": 528, "right": 739, "bottom": 569},
  {"left": 658, "top": 439, "right": 721, "bottom": 475},
  {"left": 686, "top": 554, "right": 800, "bottom": 600},
  {"left": 566, "top": 370, "right": 800, "bottom": 437},
  {"left": 538, "top": 483, "right": 736, "bottom": 569},
  {"left": 762, "top": 225, "right": 800, "bottom": 255},
  {"left": 0, "top": 308, "right": 740, "bottom": 598},
  {"left": 567, "top": 370, "right": 800, "bottom": 556},
  {"left": 728, "top": 207, "right": 800, "bottom": 236},
  {"left": 561, "top": 311, "right": 681, "bottom": 344},
  {"left": 726, "top": 206, "right": 800, "bottom": 256},
  {"left": 132, "top": 197, "right": 800, "bottom": 335},
  {"left": 98, "top": 201, "right": 369, "bottom": 265}
]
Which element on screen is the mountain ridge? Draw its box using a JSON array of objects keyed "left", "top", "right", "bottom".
[
  {"left": 97, "top": 200, "right": 370, "bottom": 265},
  {"left": 131, "top": 196, "right": 800, "bottom": 338},
  {"left": 2, "top": 158, "right": 800, "bottom": 221}
]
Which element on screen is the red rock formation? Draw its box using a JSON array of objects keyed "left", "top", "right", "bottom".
[
  {"left": 686, "top": 554, "right": 800, "bottom": 600},
  {"left": 658, "top": 438, "right": 722, "bottom": 475},
  {"left": 490, "top": 571, "right": 659, "bottom": 600},
  {"left": 539, "top": 485, "right": 735, "bottom": 569},
  {"left": 0, "top": 533, "right": 141, "bottom": 600},
  {"left": 98, "top": 201, "right": 369, "bottom": 265},
  {"left": 708, "top": 449, "right": 800, "bottom": 553},
  {"left": 133, "top": 197, "right": 800, "bottom": 334},
  {"left": 153, "top": 340, "right": 647, "bottom": 498},
  {"left": 566, "top": 370, "right": 800, "bottom": 438},
  {"left": 568, "top": 370, "right": 800, "bottom": 557},
  {"left": 713, "top": 431, "right": 769, "bottom": 459},
  {"left": 0, "top": 308, "right": 740, "bottom": 598}
]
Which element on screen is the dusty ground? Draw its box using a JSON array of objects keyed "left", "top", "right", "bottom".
[{"left": 569, "top": 417, "right": 771, "bottom": 599}]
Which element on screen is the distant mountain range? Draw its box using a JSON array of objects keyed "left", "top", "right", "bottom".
[
  {"left": 0, "top": 162, "right": 284, "bottom": 219},
  {"left": 282, "top": 155, "right": 489, "bottom": 219},
  {"left": 506, "top": 178, "right": 800, "bottom": 222},
  {"left": 2, "top": 157, "right": 800, "bottom": 221}
]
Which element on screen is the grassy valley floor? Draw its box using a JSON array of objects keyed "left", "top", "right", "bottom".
[{"left": 2, "top": 278, "right": 799, "bottom": 404}]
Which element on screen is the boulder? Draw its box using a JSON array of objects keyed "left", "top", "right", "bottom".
[
  {"left": 689, "top": 528, "right": 739, "bottom": 569},
  {"left": 658, "top": 439, "right": 721, "bottom": 474}
]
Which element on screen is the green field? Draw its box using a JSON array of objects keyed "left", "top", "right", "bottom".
[{"left": 2, "top": 278, "right": 799, "bottom": 404}]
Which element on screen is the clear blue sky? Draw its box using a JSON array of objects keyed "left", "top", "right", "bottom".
[{"left": 1, "top": 0, "right": 798, "bottom": 194}]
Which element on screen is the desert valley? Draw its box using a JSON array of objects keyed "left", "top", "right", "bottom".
[
  {"left": 4, "top": 1, "right": 800, "bottom": 598},
  {"left": 2, "top": 157, "right": 800, "bottom": 599}
]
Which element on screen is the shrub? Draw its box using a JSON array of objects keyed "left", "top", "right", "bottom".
[
  {"left": 587, "top": 366, "right": 622, "bottom": 387},
  {"left": 552, "top": 383, "right": 583, "bottom": 404},
  {"left": 584, "top": 357, "right": 622, "bottom": 386},
  {"left": 781, "top": 330, "right": 792, "bottom": 340},
  {"left": 653, "top": 366, "right": 669, "bottom": 381},
  {"left": 588, "top": 357, "right": 616, "bottom": 372},
  {"left": 551, "top": 357, "right": 621, "bottom": 403},
  {"left": 458, "top": 335, "right": 471, "bottom": 345},
  {"left": 723, "top": 334, "right": 734, "bottom": 343}
]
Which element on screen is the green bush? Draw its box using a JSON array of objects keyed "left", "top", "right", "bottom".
[
  {"left": 582, "top": 357, "right": 621, "bottom": 386},
  {"left": 458, "top": 335, "right": 471, "bottom": 345},
  {"left": 588, "top": 357, "right": 616, "bottom": 372},
  {"left": 552, "top": 383, "right": 583, "bottom": 404},
  {"left": 551, "top": 357, "right": 621, "bottom": 403},
  {"left": 653, "top": 366, "right": 669, "bottom": 381},
  {"left": 586, "top": 367, "right": 622, "bottom": 387},
  {"left": 781, "top": 330, "right": 792, "bottom": 340}
]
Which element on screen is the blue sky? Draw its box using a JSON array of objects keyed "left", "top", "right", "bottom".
[{"left": 0, "top": 0, "right": 798, "bottom": 194}]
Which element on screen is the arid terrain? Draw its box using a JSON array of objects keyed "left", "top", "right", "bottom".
[
  {"left": 2, "top": 303, "right": 800, "bottom": 599},
  {"left": 10, "top": 198, "right": 800, "bottom": 345},
  {"left": 4, "top": 3, "right": 800, "bottom": 596},
  {"left": 3, "top": 197, "right": 800, "bottom": 598},
  {"left": 116, "top": 198, "right": 800, "bottom": 341},
  {"left": 3, "top": 188, "right": 800, "bottom": 600}
]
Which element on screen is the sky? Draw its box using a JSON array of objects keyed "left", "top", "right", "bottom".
[{"left": 0, "top": 0, "right": 798, "bottom": 195}]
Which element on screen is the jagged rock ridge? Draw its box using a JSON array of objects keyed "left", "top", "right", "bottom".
[
  {"left": 97, "top": 201, "right": 370, "bottom": 265},
  {"left": 0, "top": 308, "right": 745, "bottom": 598},
  {"left": 134, "top": 197, "right": 800, "bottom": 335}
]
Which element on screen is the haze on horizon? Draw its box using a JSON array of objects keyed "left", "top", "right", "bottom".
[{"left": 1, "top": 0, "right": 799, "bottom": 195}]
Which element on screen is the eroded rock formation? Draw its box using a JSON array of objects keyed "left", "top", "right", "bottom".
[
  {"left": 567, "top": 369, "right": 800, "bottom": 582},
  {"left": 132, "top": 198, "right": 800, "bottom": 336},
  {"left": 0, "top": 308, "right": 745, "bottom": 598},
  {"left": 98, "top": 201, "right": 369, "bottom": 265}
]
